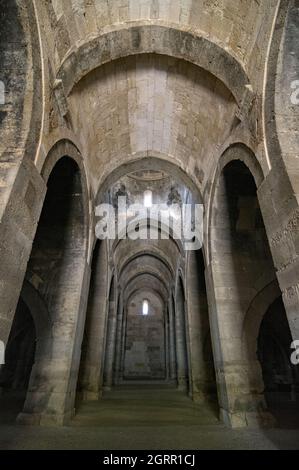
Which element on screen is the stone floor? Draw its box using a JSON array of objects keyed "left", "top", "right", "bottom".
[{"left": 0, "top": 386, "right": 299, "bottom": 450}]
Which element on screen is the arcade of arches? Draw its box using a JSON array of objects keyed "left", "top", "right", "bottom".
[{"left": 0, "top": 0, "right": 299, "bottom": 449}]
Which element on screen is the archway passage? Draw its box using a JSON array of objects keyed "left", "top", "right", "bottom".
[
  {"left": 0, "top": 155, "right": 88, "bottom": 425},
  {"left": 258, "top": 297, "right": 299, "bottom": 428},
  {"left": 209, "top": 155, "right": 299, "bottom": 428},
  {"left": 0, "top": 298, "right": 36, "bottom": 423},
  {"left": 76, "top": 164, "right": 218, "bottom": 426}
]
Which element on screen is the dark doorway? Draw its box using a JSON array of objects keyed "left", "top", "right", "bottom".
[
  {"left": 258, "top": 296, "right": 299, "bottom": 427},
  {"left": 0, "top": 298, "right": 36, "bottom": 422}
]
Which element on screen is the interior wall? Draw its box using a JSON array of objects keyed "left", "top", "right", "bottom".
[
  {"left": 123, "top": 291, "right": 166, "bottom": 381},
  {"left": 1, "top": 1, "right": 299, "bottom": 434}
]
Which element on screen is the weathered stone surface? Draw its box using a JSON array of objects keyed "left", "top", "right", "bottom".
[{"left": 0, "top": 0, "right": 299, "bottom": 435}]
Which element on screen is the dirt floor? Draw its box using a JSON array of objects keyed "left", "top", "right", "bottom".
[{"left": 0, "top": 386, "right": 298, "bottom": 450}]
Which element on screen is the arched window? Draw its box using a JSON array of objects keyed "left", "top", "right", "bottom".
[
  {"left": 142, "top": 299, "right": 149, "bottom": 315},
  {"left": 144, "top": 190, "right": 152, "bottom": 208}
]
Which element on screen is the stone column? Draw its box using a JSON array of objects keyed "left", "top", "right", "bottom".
[
  {"left": 0, "top": 160, "right": 45, "bottom": 349},
  {"left": 168, "top": 298, "right": 177, "bottom": 382},
  {"left": 258, "top": 174, "right": 299, "bottom": 344},
  {"left": 174, "top": 286, "right": 188, "bottom": 390},
  {"left": 205, "top": 262, "right": 275, "bottom": 428},
  {"left": 18, "top": 258, "right": 90, "bottom": 426},
  {"left": 186, "top": 250, "right": 216, "bottom": 403},
  {"left": 113, "top": 294, "right": 124, "bottom": 385},
  {"left": 103, "top": 287, "right": 118, "bottom": 390},
  {"left": 261, "top": 0, "right": 299, "bottom": 344},
  {"left": 165, "top": 307, "right": 170, "bottom": 380},
  {"left": 79, "top": 241, "right": 109, "bottom": 401},
  {"left": 119, "top": 307, "right": 128, "bottom": 381}
]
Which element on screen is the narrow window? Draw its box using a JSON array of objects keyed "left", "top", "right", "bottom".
[
  {"left": 144, "top": 190, "right": 152, "bottom": 208},
  {"left": 142, "top": 299, "right": 149, "bottom": 315}
]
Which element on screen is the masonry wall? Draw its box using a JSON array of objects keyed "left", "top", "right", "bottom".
[
  {"left": 0, "top": 0, "right": 298, "bottom": 430},
  {"left": 123, "top": 291, "right": 166, "bottom": 380}
]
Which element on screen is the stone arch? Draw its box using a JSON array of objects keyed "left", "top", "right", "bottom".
[
  {"left": 238, "top": 281, "right": 282, "bottom": 419},
  {"left": 113, "top": 219, "right": 185, "bottom": 255},
  {"left": 113, "top": 270, "right": 170, "bottom": 385},
  {"left": 242, "top": 280, "right": 281, "bottom": 363},
  {"left": 258, "top": 1, "right": 299, "bottom": 348},
  {"left": 206, "top": 143, "right": 264, "bottom": 265},
  {"left": 41, "top": 139, "right": 89, "bottom": 197},
  {"left": 207, "top": 153, "right": 281, "bottom": 427},
  {"left": 126, "top": 284, "right": 167, "bottom": 307},
  {"left": 0, "top": 297, "right": 36, "bottom": 404},
  {"left": 119, "top": 251, "right": 174, "bottom": 281},
  {"left": 216, "top": 143, "right": 264, "bottom": 185},
  {"left": 119, "top": 246, "right": 174, "bottom": 278},
  {"left": 40, "top": 138, "right": 90, "bottom": 259},
  {"left": 124, "top": 272, "right": 169, "bottom": 300},
  {"left": 20, "top": 279, "right": 53, "bottom": 359},
  {"left": 207, "top": 144, "right": 263, "bottom": 251},
  {"left": 257, "top": 295, "right": 299, "bottom": 426},
  {"left": 16, "top": 151, "right": 89, "bottom": 425},
  {"left": 264, "top": 0, "right": 299, "bottom": 171},
  {"left": 0, "top": 280, "right": 52, "bottom": 420},
  {"left": 57, "top": 24, "right": 252, "bottom": 110},
  {"left": 96, "top": 153, "right": 203, "bottom": 204}
]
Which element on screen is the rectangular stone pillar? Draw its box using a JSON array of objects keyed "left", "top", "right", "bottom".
[
  {"left": 205, "top": 263, "right": 275, "bottom": 428},
  {"left": 0, "top": 159, "right": 45, "bottom": 347},
  {"left": 258, "top": 170, "right": 299, "bottom": 342}
]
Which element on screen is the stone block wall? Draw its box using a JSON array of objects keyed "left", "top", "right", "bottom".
[{"left": 123, "top": 291, "right": 165, "bottom": 380}]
